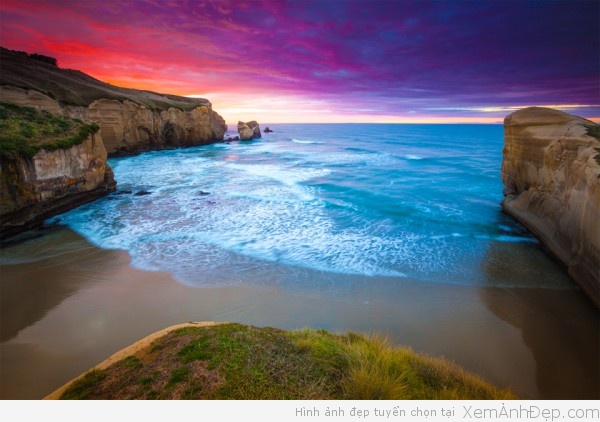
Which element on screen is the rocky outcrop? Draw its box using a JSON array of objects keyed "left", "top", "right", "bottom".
[
  {"left": 501, "top": 107, "right": 600, "bottom": 306},
  {"left": 264, "top": 126, "right": 273, "bottom": 133},
  {"left": 0, "top": 132, "right": 116, "bottom": 239},
  {"left": 0, "top": 48, "right": 227, "bottom": 155},
  {"left": 0, "top": 85, "right": 63, "bottom": 115},
  {"left": 84, "top": 99, "right": 226, "bottom": 156},
  {"left": 237, "top": 121, "right": 261, "bottom": 141},
  {"left": 0, "top": 48, "right": 227, "bottom": 239},
  {"left": 0, "top": 86, "right": 227, "bottom": 156}
]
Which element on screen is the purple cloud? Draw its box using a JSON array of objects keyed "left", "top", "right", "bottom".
[{"left": 1, "top": 0, "right": 598, "bottom": 122}]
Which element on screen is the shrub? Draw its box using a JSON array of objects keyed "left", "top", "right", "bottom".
[{"left": 0, "top": 101, "right": 100, "bottom": 158}]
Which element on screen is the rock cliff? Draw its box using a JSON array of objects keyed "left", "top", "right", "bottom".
[
  {"left": 501, "top": 107, "right": 600, "bottom": 306},
  {"left": 85, "top": 99, "right": 225, "bottom": 156},
  {"left": 0, "top": 47, "right": 227, "bottom": 239},
  {"left": 0, "top": 86, "right": 226, "bottom": 156},
  {"left": 1, "top": 131, "right": 116, "bottom": 239},
  {"left": 237, "top": 121, "right": 261, "bottom": 141},
  {"left": 0, "top": 48, "right": 227, "bottom": 156}
]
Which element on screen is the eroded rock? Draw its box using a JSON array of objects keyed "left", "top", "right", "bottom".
[
  {"left": 0, "top": 132, "right": 116, "bottom": 239},
  {"left": 237, "top": 121, "right": 261, "bottom": 141},
  {"left": 501, "top": 107, "right": 600, "bottom": 306}
]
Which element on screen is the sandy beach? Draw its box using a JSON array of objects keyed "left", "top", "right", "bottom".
[{"left": 1, "top": 226, "right": 598, "bottom": 399}]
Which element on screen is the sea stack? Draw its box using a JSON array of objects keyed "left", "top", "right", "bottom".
[
  {"left": 501, "top": 107, "right": 600, "bottom": 307},
  {"left": 237, "top": 121, "right": 261, "bottom": 140}
]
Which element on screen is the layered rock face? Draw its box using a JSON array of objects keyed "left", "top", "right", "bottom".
[
  {"left": 0, "top": 86, "right": 227, "bottom": 156},
  {"left": 237, "top": 121, "right": 261, "bottom": 140},
  {"left": 0, "top": 85, "right": 63, "bottom": 115},
  {"left": 0, "top": 132, "right": 116, "bottom": 239},
  {"left": 501, "top": 107, "right": 600, "bottom": 306},
  {"left": 85, "top": 99, "right": 226, "bottom": 156}
]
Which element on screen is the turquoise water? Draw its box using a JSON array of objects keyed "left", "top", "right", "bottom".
[{"left": 52, "top": 124, "right": 572, "bottom": 289}]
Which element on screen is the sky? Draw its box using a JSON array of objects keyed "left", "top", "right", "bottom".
[{"left": 0, "top": 0, "right": 598, "bottom": 124}]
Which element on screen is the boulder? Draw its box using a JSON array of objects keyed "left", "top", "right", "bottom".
[{"left": 237, "top": 121, "right": 261, "bottom": 141}]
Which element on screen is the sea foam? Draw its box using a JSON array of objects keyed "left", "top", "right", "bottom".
[{"left": 52, "top": 124, "right": 574, "bottom": 289}]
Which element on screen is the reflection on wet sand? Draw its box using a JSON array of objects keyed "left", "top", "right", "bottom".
[
  {"left": 1, "top": 227, "right": 598, "bottom": 399},
  {"left": 0, "top": 229, "right": 122, "bottom": 342},
  {"left": 482, "top": 240, "right": 600, "bottom": 399}
]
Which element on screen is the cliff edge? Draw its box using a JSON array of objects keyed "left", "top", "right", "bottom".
[
  {"left": 0, "top": 47, "right": 228, "bottom": 239},
  {"left": 501, "top": 107, "right": 600, "bottom": 306},
  {"left": 0, "top": 103, "right": 116, "bottom": 239},
  {"left": 0, "top": 47, "right": 226, "bottom": 156}
]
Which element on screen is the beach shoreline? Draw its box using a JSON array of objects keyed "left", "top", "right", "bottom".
[{"left": 1, "top": 226, "right": 598, "bottom": 399}]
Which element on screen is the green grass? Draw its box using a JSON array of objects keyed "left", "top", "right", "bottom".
[
  {"left": 59, "top": 323, "right": 516, "bottom": 400},
  {"left": 60, "top": 370, "right": 107, "bottom": 400},
  {"left": 585, "top": 124, "right": 600, "bottom": 140},
  {"left": 0, "top": 101, "right": 99, "bottom": 159},
  {"left": 119, "top": 356, "right": 143, "bottom": 370},
  {"left": 167, "top": 367, "right": 190, "bottom": 386}
]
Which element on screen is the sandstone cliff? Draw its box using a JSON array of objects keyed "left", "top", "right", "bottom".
[
  {"left": 1, "top": 131, "right": 116, "bottom": 239},
  {"left": 501, "top": 107, "right": 600, "bottom": 306},
  {"left": 0, "top": 48, "right": 227, "bottom": 156},
  {"left": 0, "top": 48, "right": 230, "bottom": 239},
  {"left": 0, "top": 85, "right": 226, "bottom": 156},
  {"left": 82, "top": 98, "right": 225, "bottom": 155}
]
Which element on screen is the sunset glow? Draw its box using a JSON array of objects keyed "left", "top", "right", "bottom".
[{"left": 1, "top": 0, "right": 598, "bottom": 124}]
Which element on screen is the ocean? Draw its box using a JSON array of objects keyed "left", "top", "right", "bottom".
[
  {"left": 49, "top": 124, "right": 573, "bottom": 287},
  {"left": 1, "top": 124, "right": 598, "bottom": 399}
]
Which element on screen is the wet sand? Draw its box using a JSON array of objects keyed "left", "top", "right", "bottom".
[{"left": 1, "top": 227, "right": 598, "bottom": 399}]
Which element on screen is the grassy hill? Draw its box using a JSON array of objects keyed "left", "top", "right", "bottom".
[
  {"left": 0, "top": 47, "right": 207, "bottom": 111},
  {"left": 59, "top": 323, "right": 516, "bottom": 400}
]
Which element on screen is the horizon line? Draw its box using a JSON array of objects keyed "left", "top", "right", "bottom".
[{"left": 226, "top": 118, "right": 600, "bottom": 126}]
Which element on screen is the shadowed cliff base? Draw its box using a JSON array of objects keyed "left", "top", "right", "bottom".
[
  {"left": 479, "top": 287, "right": 599, "bottom": 399},
  {"left": 483, "top": 238, "right": 599, "bottom": 399},
  {"left": 501, "top": 107, "right": 600, "bottom": 307},
  {"left": 0, "top": 227, "right": 121, "bottom": 341}
]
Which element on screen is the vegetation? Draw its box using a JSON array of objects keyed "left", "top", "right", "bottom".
[
  {"left": 0, "top": 101, "right": 99, "bottom": 159},
  {"left": 60, "top": 323, "right": 516, "bottom": 400},
  {"left": 8, "top": 50, "right": 58, "bottom": 66},
  {"left": 584, "top": 123, "right": 600, "bottom": 140},
  {"left": 29, "top": 53, "right": 58, "bottom": 67},
  {"left": 584, "top": 124, "right": 600, "bottom": 167}
]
